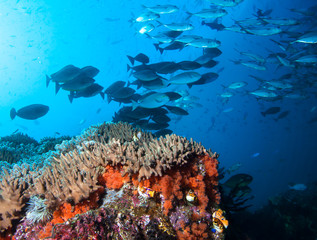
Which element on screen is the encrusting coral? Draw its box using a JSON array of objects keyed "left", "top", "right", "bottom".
[{"left": 0, "top": 122, "right": 225, "bottom": 240}]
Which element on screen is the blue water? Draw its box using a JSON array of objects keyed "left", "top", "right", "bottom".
[{"left": 0, "top": 0, "right": 316, "bottom": 211}]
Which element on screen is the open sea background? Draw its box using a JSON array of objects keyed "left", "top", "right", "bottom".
[{"left": 0, "top": 0, "right": 316, "bottom": 211}]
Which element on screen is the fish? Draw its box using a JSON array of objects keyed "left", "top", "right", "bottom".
[
  {"left": 164, "top": 92, "right": 182, "bottom": 101},
  {"left": 206, "top": 0, "right": 244, "bottom": 7},
  {"left": 164, "top": 105, "right": 189, "bottom": 115},
  {"left": 10, "top": 104, "right": 49, "bottom": 120},
  {"left": 261, "top": 107, "right": 281, "bottom": 117},
  {"left": 46, "top": 64, "right": 81, "bottom": 87},
  {"left": 292, "top": 31, "right": 317, "bottom": 44},
  {"left": 226, "top": 81, "right": 248, "bottom": 89},
  {"left": 138, "top": 23, "right": 155, "bottom": 34},
  {"left": 226, "top": 163, "right": 242, "bottom": 175},
  {"left": 220, "top": 92, "right": 234, "bottom": 98},
  {"left": 178, "top": 61, "right": 202, "bottom": 70},
  {"left": 107, "top": 87, "right": 136, "bottom": 103},
  {"left": 251, "top": 152, "right": 260, "bottom": 158},
  {"left": 80, "top": 66, "right": 100, "bottom": 78},
  {"left": 202, "top": 20, "right": 226, "bottom": 31},
  {"left": 169, "top": 72, "right": 201, "bottom": 85},
  {"left": 142, "top": 4, "right": 179, "bottom": 14},
  {"left": 223, "top": 107, "right": 234, "bottom": 113},
  {"left": 223, "top": 174, "right": 253, "bottom": 189},
  {"left": 175, "top": 35, "right": 202, "bottom": 44},
  {"left": 104, "top": 81, "right": 126, "bottom": 95},
  {"left": 132, "top": 92, "right": 170, "bottom": 110},
  {"left": 186, "top": 8, "right": 227, "bottom": 19},
  {"left": 237, "top": 24, "right": 282, "bottom": 36},
  {"left": 56, "top": 73, "right": 95, "bottom": 93},
  {"left": 187, "top": 72, "right": 219, "bottom": 88},
  {"left": 131, "top": 12, "right": 160, "bottom": 23},
  {"left": 68, "top": 83, "right": 104, "bottom": 103},
  {"left": 154, "top": 129, "right": 173, "bottom": 137},
  {"left": 154, "top": 42, "right": 186, "bottom": 54},
  {"left": 274, "top": 111, "right": 290, "bottom": 121},
  {"left": 288, "top": 183, "right": 307, "bottom": 191},
  {"left": 294, "top": 55, "right": 317, "bottom": 64},
  {"left": 158, "top": 22, "right": 194, "bottom": 31},
  {"left": 187, "top": 38, "right": 221, "bottom": 48},
  {"left": 132, "top": 69, "right": 159, "bottom": 81},
  {"left": 249, "top": 90, "right": 278, "bottom": 98},
  {"left": 127, "top": 53, "right": 150, "bottom": 65}
]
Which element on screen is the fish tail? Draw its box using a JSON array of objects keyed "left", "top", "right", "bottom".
[
  {"left": 261, "top": 112, "right": 266, "bottom": 117},
  {"left": 99, "top": 92, "right": 105, "bottom": 100},
  {"left": 131, "top": 100, "right": 138, "bottom": 111},
  {"left": 10, "top": 108, "right": 16, "bottom": 120},
  {"left": 127, "top": 55, "right": 135, "bottom": 65},
  {"left": 55, "top": 82, "right": 61, "bottom": 95},
  {"left": 46, "top": 75, "right": 51, "bottom": 88},
  {"left": 185, "top": 11, "right": 192, "bottom": 20},
  {"left": 127, "top": 64, "right": 132, "bottom": 72}
]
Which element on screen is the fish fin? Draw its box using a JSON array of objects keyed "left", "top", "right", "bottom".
[
  {"left": 107, "top": 95, "right": 112, "bottom": 104},
  {"left": 131, "top": 100, "right": 138, "bottom": 111},
  {"left": 100, "top": 92, "right": 105, "bottom": 100},
  {"left": 127, "top": 64, "right": 132, "bottom": 72},
  {"left": 185, "top": 11, "right": 192, "bottom": 20},
  {"left": 46, "top": 75, "right": 51, "bottom": 88},
  {"left": 201, "top": 20, "right": 206, "bottom": 26},
  {"left": 187, "top": 83, "right": 193, "bottom": 88},
  {"left": 127, "top": 55, "right": 135, "bottom": 65},
  {"left": 55, "top": 83, "right": 61, "bottom": 95},
  {"left": 10, "top": 108, "right": 16, "bottom": 120},
  {"left": 68, "top": 94, "right": 73, "bottom": 103}
]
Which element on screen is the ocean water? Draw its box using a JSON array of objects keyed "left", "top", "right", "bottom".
[{"left": 0, "top": 0, "right": 316, "bottom": 214}]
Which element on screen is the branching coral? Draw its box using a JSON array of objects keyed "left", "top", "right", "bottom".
[{"left": 0, "top": 122, "right": 223, "bottom": 239}]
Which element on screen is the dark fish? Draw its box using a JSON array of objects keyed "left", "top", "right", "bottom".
[
  {"left": 203, "top": 48, "right": 222, "bottom": 57},
  {"left": 155, "top": 62, "right": 180, "bottom": 74},
  {"left": 127, "top": 53, "right": 150, "bottom": 65},
  {"left": 10, "top": 104, "right": 49, "bottom": 120},
  {"left": 178, "top": 61, "right": 201, "bottom": 70},
  {"left": 162, "top": 30, "right": 183, "bottom": 38},
  {"left": 202, "top": 20, "right": 225, "bottom": 31},
  {"left": 165, "top": 105, "right": 189, "bottom": 115},
  {"left": 104, "top": 81, "right": 126, "bottom": 94},
  {"left": 151, "top": 114, "right": 171, "bottom": 124},
  {"left": 164, "top": 92, "right": 182, "bottom": 101},
  {"left": 132, "top": 69, "right": 158, "bottom": 81},
  {"left": 127, "top": 64, "right": 150, "bottom": 72},
  {"left": 136, "top": 122, "right": 169, "bottom": 131},
  {"left": 154, "top": 42, "right": 185, "bottom": 54},
  {"left": 110, "top": 93, "right": 141, "bottom": 104},
  {"left": 274, "top": 111, "right": 290, "bottom": 121},
  {"left": 139, "top": 78, "right": 168, "bottom": 90},
  {"left": 154, "top": 129, "right": 173, "bottom": 137},
  {"left": 187, "top": 72, "right": 219, "bottom": 88},
  {"left": 148, "top": 61, "right": 177, "bottom": 73},
  {"left": 56, "top": 74, "right": 95, "bottom": 93},
  {"left": 46, "top": 64, "right": 81, "bottom": 87},
  {"left": 223, "top": 174, "right": 253, "bottom": 189},
  {"left": 68, "top": 83, "right": 104, "bottom": 103},
  {"left": 307, "top": 116, "right": 317, "bottom": 124},
  {"left": 107, "top": 87, "right": 136, "bottom": 103},
  {"left": 80, "top": 66, "right": 100, "bottom": 78},
  {"left": 261, "top": 107, "right": 281, "bottom": 117},
  {"left": 201, "top": 59, "right": 218, "bottom": 68}
]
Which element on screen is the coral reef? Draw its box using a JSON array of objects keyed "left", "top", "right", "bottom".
[{"left": 0, "top": 122, "right": 225, "bottom": 239}]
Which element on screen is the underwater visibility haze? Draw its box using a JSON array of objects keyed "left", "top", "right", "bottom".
[{"left": 0, "top": 0, "right": 317, "bottom": 239}]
